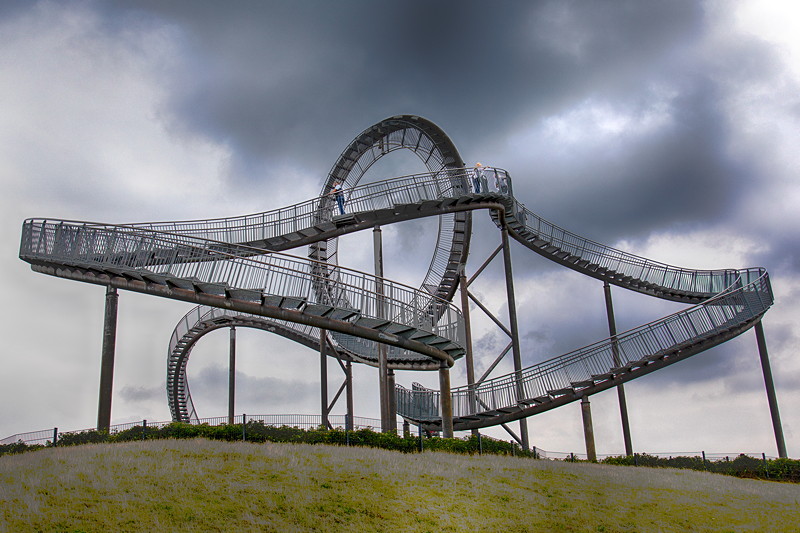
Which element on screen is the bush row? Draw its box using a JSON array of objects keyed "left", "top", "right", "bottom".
[
  {"left": 3, "top": 424, "right": 797, "bottom": 482},
  {"left": 0, "top": 421, "right": 531, "bottom": 458},
  {"left": 600, "top": 452, "right": 800, "bottom": 482}
]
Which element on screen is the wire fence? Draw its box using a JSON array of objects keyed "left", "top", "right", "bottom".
[
  {"left": 533, "top": 449, "right": 779, "bottom": 461},
  {"left": 0, "top": 419, "right": 782, "bottom": 464},
  {"left": 0, "top": 414, "right": 383, "bottom": 446}
]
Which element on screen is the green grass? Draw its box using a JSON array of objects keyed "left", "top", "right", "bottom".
[{"left": 1, "top": 439, "right": 798, "bottom": 532}]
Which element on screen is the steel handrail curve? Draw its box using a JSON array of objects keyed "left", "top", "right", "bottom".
[
  {"left": 106, "top": 165, "right": 745, "bottom": 302},
  {"left": 122, "top": 167, "right": 500, "bottom": 244},
  {"left": 167, "top": 305, "right": 337, "bottom": 422},
  {"left": 511, "top": 200, "right": 740, "bottom": 296},
  {"left": 396, "top": 268, "right": 772, "bottom": 421},
  {"left": 20, "top": 219, "right": 465, "bottom": 356}
]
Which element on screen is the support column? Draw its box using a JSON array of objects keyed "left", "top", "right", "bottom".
[
  {"left": 459, "top": 272, "right": 479, "bottom": 437},
  {"left": 603, "top": 282, "right": 633, "bottom": 456},
  {"left": 581, "top": 396, "right": 597, "bottom": 462},
  {"left": 228, "top": 326, "right": 236, "bottom": 425},
  {"left": 387, "top": 369, "right": 397, "bottom": 434},
  {"left": 373, "top": 225, "right": 390, "bottom": 433},
  {"left": 97, "top": 286, "right": 118, "bottom": 432},
  {"left": 439, "top": 361, "right": 454, "bottom": 438},
  {"left": 755, "top": 321, "right": 787, "bottom": 458},
  {"left": 501, "top": 225, "right": 530, "bottom": 450},
  {"left": 346, "top": 359, "right": 354, "bottom": 432},
  {"left": 320, "top": 329, "right": 329, "bottom": 429}
]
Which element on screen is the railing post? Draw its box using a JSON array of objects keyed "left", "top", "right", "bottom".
[
  {"left": 604, "top": 281, "right": 634, "bottom": 456},
  {"left": 53, "top": 427, "right": 58, "bottom": 447},
  {"left": 501, "top": 224, "right": 529, "bottom": 451},
  {"left": 97, "top": 286, "right": 118, "bottom": 432},
  {"left": 754, "top": 321, "right": 787, "bottom": 458}
]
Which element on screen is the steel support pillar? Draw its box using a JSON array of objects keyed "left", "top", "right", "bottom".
[
  {"left": 459, "top": 272, "right": 479, "bottom": 437},
  {"left": 228, "top": 326, "right": 236, "bottom": 426},
  {"left": 501, "top": 225, "right": 529, "bottom": 451},
  {"left": 581, "top": 396, "right": 597, "bottom": 462},
  {"left": 439, "top": 360, "right": 454, "bottom": 438},
  {"left": 373, "top": 225, "right": 390, "bottom": 433},
  {"left": 755, "top": 321, "right": 787, "bottom": 458},
  {"left": 97, "top": 286, "right": 118, "bottom": 432},
  {"left": 603, "top": 282, "right": 633, "bottom": 456},
  {"left": 346, "top": 359, "right": 354, "bottom": 432},
  {"left": 387, "top": 369, "right": 397, "bottom": 434},
  {"left": 320, "top": 328, "right": 329, "bottom": 429}
]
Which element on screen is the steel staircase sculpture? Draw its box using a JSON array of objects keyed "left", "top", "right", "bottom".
[{"left": 18, "top": 115, "right": 772, "bottom": 431}]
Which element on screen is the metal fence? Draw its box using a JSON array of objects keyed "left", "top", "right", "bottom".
[
  {"left": 532, "top": 449, "right": 779, "bottom": 461},
  {"left": 0, "top": 414, "right": 383, "bottom": 446}
]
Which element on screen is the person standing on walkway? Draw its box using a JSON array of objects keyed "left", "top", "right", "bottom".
[
  {"left": 331, "top": 181, "right": 345, "bottom": 215},
  {"left": 473, "top": 162, "right": 485, "bottom": 193}
]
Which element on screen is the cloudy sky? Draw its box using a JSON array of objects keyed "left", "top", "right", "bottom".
[{"left": 1, "top": 0, "right": 798, "bottom": 457}]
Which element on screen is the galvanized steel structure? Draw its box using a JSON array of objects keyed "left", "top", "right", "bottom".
[{"left": 18, "top": 115, "right": 785, "bottom": 457}]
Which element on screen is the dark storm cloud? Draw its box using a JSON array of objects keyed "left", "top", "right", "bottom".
[
  {"left": 96, "top": 1, "right": 706, "bottom": 185},
  {"left": 753, "top": 232, "right": 800, "bottom": 276},
  {"left": 528, "top": 82, "right": 755, "bottom": 244}
]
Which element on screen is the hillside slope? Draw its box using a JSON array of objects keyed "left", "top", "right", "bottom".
[{"left": 0, "top": 439, "right": 798, "bottom": 532}]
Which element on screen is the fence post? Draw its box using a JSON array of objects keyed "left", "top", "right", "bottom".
[
  {"left": 142, "top": 420, "right": 147, "bottom": 440},
  {"left": 478, "top": 432, "right": 483, "bottom": 455},
  {"left": 53, "top": 427, "right": 58, "bottom": 447},
  {"left": 242, "top": 413, "right": 246, "bottom": 442},
  {"left": 702, "top": 450, "right": 707, "bottom": 470},
  {"left": 418, "top": 424, "right": 423, "bottom": 453}
]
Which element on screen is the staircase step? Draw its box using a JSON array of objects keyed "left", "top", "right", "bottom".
[
  {"left": 354, "top": 317, "right": 392, "bottom": 330},
  {"left": 226, "top": 288, "right": 262, "bottom": 302},
  {"left": 195, "top": 282, "right": 229, "bottom": 295},
  {"left": 328, "top": 308, "right": 360, "bottom": 321},
  {"left": 280, "top": 296, "right": 307, "bottom": 310},
  {"left": 302, "top": 303, "right": 334, "bottom": 317}
]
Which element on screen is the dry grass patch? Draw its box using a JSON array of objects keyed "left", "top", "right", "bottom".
[{"left": 1, "top": 438, "right": 798, "bottom": 532}]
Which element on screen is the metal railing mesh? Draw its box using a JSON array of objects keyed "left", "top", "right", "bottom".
[
  {"left": 396, "top": 269, "right": 772, "bottom": 421},
  {"left": 20, "top": 217, "right": 465, "bottom": 360}
]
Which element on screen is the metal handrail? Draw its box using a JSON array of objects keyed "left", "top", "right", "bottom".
[
  {"left": 396, "top": 268, "right": 772, "bottom": 421},
  {"left": 20, "top": 219, "right": 465, "bottom": 357},
  {"left": 510, "top": 200, "right": 739, "bottom": 296}
]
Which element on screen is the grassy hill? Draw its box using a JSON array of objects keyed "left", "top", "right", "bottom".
[{"left": 0, "top": 439, "right": 798, "bottom": 532}]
